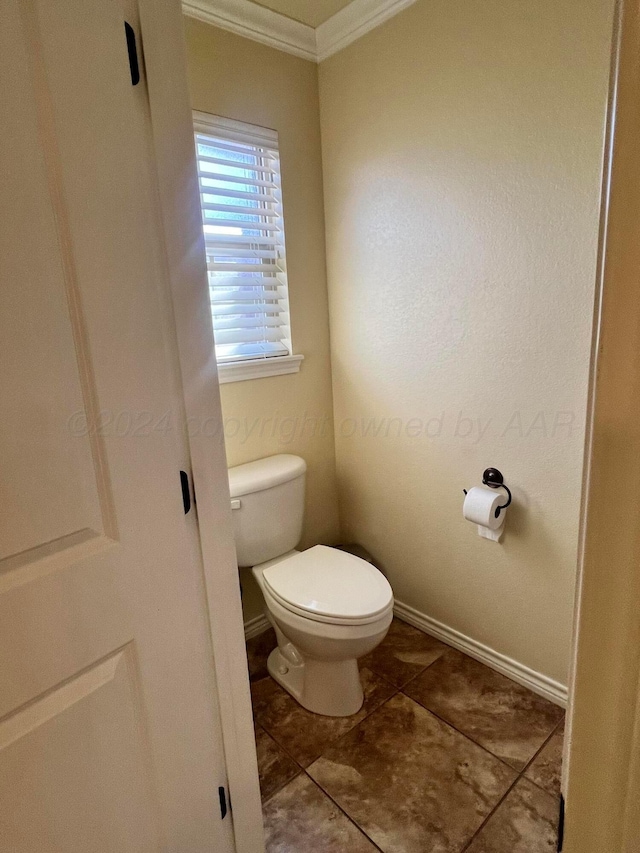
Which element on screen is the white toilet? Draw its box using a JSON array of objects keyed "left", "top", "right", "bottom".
[{"left": 229, "top": 454, "right": 394, "bottom": 717}]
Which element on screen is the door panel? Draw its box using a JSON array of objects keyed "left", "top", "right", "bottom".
[
  {"left": 0, "top": 647, "right": 159, "bottom": 853},
  {"left": 0, "top": 0, "right": 107, "bottom": 569},
  {"left": 0, "top": 1, "right": 234, "bottom": 850}
]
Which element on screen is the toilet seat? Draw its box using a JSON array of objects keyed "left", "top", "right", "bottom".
[{"left": 262, "top": 545, "right": 393, "bottom": 627}]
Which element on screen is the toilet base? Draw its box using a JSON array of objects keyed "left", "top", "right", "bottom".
[{"left": 267, "top": 646, "right": 364, "bottom": 717}]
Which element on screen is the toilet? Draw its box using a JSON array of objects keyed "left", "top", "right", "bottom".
[{"left": 229, "top": 454, "right": 394, "bottom": 717}]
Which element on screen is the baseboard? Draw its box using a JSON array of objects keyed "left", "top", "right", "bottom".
[
  {"left": 244, "top": 613, "right": 270, "bottom": 641},
  {"left": 394, "top": 601, "right": 568, "bottom": 708},
  {"left": 244, "top": 601, "right": 567, "bottom": 707}
]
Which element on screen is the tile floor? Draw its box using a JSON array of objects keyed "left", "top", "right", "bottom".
[{"left": 247, "top": 618, "right": 564, "bottom": 853}]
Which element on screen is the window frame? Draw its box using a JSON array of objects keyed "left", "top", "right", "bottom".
[{"left": 193, "top": 111, "right": 303, "bottom": 383}]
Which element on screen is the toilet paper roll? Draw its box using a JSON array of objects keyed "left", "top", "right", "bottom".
[{"left": 463, "top": 486, "right": 506, "bottom": 535}]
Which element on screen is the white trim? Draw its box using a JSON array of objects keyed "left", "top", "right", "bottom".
[
  {"left": 244, "top": 613, "right": 271, "bottom": 640},
  {"left": 140, "top": 2, "right": 265, "bottom": 849},
  {"left": 181, "top": 0, "right": 419, "bottom": 62},
  {"left": 315, "top": 0, "right": 418, "bottom": 61},
  {"left": 393, "top": 600, "right": 568, "bottom": 708},
  {"left": 218, "top": 354, "right": 303, "bottom": 384},
  {"left": 182, "top": 0, "right": 317, "bottom": 61},
  {"left": 244, "top": 601, "right": 569, "bottom": 706},
  {"left": 193, "top": 110, "right": 278, "bottom": 146}
]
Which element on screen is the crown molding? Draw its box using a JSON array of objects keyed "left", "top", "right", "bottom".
[
  {"left": 315, "top": 0, "right": 417, "bottom": 60},
  {"left": 182, "top": 0, "right": 418, "bottom": 62},
  {"left": 182, "top": 0, "right": 317, "bottom": 62}
]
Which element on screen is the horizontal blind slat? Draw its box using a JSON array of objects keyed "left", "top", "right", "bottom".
[
  {"left": 207, "top": 251, "right": 279, "bottom": 263},
  {"left": 216, "top": 345, "right": 288, "bottom": 365},
  {"left": 213, "top": 316, "right": 285, "bottom": 331},
  {"left": 211, "top": 303, "right": 284, "bottom": 316},
  {"left": 214, "top": 327, "right": 285, "bottom": 345},
  {"left": 200, "top": 185, "right": 274, "bottom": 203},
  {"left": 197, "top": 169, "right": 278, "bottom": 190},
  {"left": 196, "top": 152, "right": 277, "bottom": 171},
  {"left": 209, "top": 290, "right": 286, "bottom": 302},
  {"left": 195, "top": 134, "right": 275, "bottom": 157},
  {"left": 211, "top": 300, "right": 284, "bottom": 309},
  {"left": 207, "top": 262, "right": 282, "bottom": 272},
  {"left": 208, "top": 274, "right": 283, "bottom": 288},
  {"left": 204, "top": 234, "right": 280, "bottom": 247},
  {"left": 203, "top": 219, "right": 281, "bottom": 232},
  {"left": 201, "top": 202, "right": 280, "bottom": 218}
]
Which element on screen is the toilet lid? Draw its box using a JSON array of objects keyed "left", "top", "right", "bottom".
[{"left": 262, "top": 545, "right": 393, "bottom": 623}]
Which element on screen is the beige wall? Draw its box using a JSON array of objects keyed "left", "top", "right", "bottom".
[
  {"left": 319, "top": 0, "right": 613, "bottom": 684},
  {"left": 184, "top": 18, "right": 339, "bottom": 621}
]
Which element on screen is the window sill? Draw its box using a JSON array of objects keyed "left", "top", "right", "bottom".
[{"left": 217, "top": 354, "right": 304, "bottom": 385}]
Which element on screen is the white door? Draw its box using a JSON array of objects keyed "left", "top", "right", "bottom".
[{"left": 0, "top": 1, "right": 236, "bottom": 850}]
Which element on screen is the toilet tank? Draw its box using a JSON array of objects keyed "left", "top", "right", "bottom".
[{"left": 228, "top": 455, "right": 306, "bottom": 568}]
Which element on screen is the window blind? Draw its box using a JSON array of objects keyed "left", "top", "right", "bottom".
[{"left": 193, "top": 112, "right": 291, "bottom": 364}]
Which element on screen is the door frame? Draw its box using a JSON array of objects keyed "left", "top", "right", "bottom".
[
  {"left": 563, "top": 0, "right": 640, "bottom": 849},
  {"left": 132, "top": 0, "right": 640, "bottom": 851},
  {"left": 137, "top": 2, "right": 264, "bottom": 851}
]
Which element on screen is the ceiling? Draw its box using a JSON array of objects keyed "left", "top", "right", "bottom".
[{"left": 247, "top": 0, "right": 356, "bottom": 27}]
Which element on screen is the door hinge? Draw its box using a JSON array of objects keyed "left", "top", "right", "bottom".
[
  {"left": 124, "top": 22, "right": 140, "bottom": 86},
  {"left": 180, "top": 470, "right": 191, "bottom": 514},
  {"left": 557, "top": 793, "right": 565, "bottom": 851},
  {"left": 219, "top": 786, "right": 230, "bottom": 820}
]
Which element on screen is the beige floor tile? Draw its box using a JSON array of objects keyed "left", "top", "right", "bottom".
[
  {"left": 404, "top": 649, "right": 564, "bottom": 769},
  {"left": 263, "top": 774, "right": 378, "bottom": 852},
  {"left": 360, "top": 617, "right": 448, "bottom": 687},
  {"left": 253, "top": 669, "right": 396, "bottom": 767},
  {"left": 308, "top": 693, "right": 516, "bottom": 853},
  {"left": 465, "top": 778, "right": 559, "bottom": 852}
]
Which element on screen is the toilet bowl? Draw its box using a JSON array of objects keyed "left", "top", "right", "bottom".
[
  {"left": 254, "top": 545, "right": 393, "bottom": 716},
  {"left": 228, "top": 455, "right": 394, "bottom": 717}
]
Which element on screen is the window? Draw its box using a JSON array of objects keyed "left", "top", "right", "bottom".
[{"left": 193, "top": 112, "right": 302, "bottom": 382}]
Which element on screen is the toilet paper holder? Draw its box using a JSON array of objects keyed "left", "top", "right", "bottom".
[{"left": 463, "top": 468, "right": 512, "bottom": 518}]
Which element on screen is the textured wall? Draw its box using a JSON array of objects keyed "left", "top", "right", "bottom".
[
  {"left": 319, "top": 0, "right": 613, "bottom": 683},
  {"left": 185, "top": 18, "right": 340, "bottom": 621}
]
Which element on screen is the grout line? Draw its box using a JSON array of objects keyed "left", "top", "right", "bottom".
[
  {"left": 250, "top": 675, "right": 309, "bottom": 771},
  {"left": 260, "top": 765, "right": 303, "bottom": 805},
  {"left": 521, "top": 713, "right": 565, "bottom": 773},
  {"left": 396, "top": 650, "right": 449, "bottom": 691},
  {"left": 461, "top": 713, "right": 566, "bottom": 849},
  {"left": 366, "top": 617, "right": 454, "bottom": 690},
  {"left": 255, "top": 723, "right": 304, "bottom": 805},
  {"left": 254, "top": 675, "right": 400, "bottom": 772},
  {"left": 367, "top": 653, "right": 446, "bottom": 692},
  {"left": 518, "top": 715, "right": 565, "bottom": 799},
  {"left": 303, "top": 771, "right": 386, "bottom": 853},
  {"left": 252, "top": 626, "right": 564, "bottom": 847},
  {"left": 299, "top": 684, "right": 549, "bottom": 851},
  {"left": 255, "top": 713, "right": 309, "bottom": 772},
  {"left": 391, "top": 626, "right": 565, "bottom": 775},
  {"left": 459, "top": 772, "right": 522, "bottom": 853},
  {"left": 302, "top": 688, "right": 402, "bottom": 771},
  {"left": 362, "top": 665, "right": 403, "bottom": 690},
  {"left": 398, "top": 689, "right": 521, "bottom": 773},
  {"left": 521, "top": 774, "right": 562, "bottom": 800}
]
